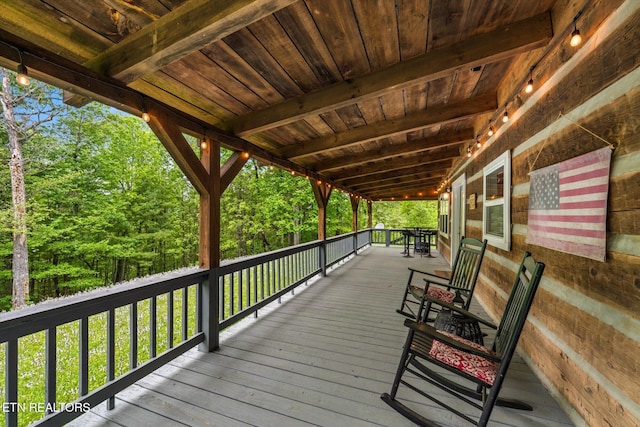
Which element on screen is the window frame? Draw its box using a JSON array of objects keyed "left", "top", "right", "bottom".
[
  {"left": 438, "top": 194, "right": 449, "bottom": 238},
  {"left": 482, "top": 150, "right": 511, "bottom": 251}
]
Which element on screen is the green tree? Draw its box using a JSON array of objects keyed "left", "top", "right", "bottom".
[{"left": 0, "top": 68, "right": 64, "bottom": 308}]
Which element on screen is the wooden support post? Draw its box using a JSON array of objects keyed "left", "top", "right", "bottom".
[
  {"left": 310, "top": 181, "right": 332, "bottom": 241},
  {"left": 350, "top": 196, "right": 359, "bottom": 254},
  {"left": 199, "top": 137, "right": 220, "bottom": 352},
  {"left": 367, "top": 200, "right": 373, "bottom": 229},
  {"left": 310, "top": 180, "right": 332, "bottom": 275}
]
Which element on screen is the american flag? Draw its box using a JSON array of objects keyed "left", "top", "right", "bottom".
[{"left": 526, "top": 147, "right": 612, "bottom": 261}]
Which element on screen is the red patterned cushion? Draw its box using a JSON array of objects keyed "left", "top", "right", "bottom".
[
  {"left": 426, "top": 286, "right": 454, "bottom": 303},
  {"left": 428, "top": 331, "right": 498, "bottom": 385}
]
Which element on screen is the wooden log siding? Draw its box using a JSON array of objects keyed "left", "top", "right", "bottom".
[{"left": 444, "top": 1, "right": 640, "bottom": 425}]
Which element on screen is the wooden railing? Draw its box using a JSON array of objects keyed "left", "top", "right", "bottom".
[
  {"left": 371, "top": 228, "right": 410, "bottom": 246},
  {"left": 0, "top": 230, "right": 372, "bottom": 427}
]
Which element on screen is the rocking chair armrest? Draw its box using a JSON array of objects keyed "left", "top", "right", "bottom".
[
  {"left": 423, "top": 298, "right": 497, "bottom": 329},
  {"left": 408, "top": 267, "right": 450, "bottom": 282},
  {"left": 404, "top": 319, "right": 501, "bottom": 362},
  {"left": 422, "top": 275, "right": 450, "bottom": 288}
]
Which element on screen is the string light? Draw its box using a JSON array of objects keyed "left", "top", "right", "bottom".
[
  {"left": 570, "top": 20, "right": 582, "bottom": 47},
  {"left": 525, "top": 77, "right": 534, "bottom": 93},
  {"left": 200, "top": 140, "right": 208, "bottom": 150},
  {"left": 16, "top": 52, "right": 30, "bottom": 86},
  {"left": 467, "top": 146, "right": 472, "bottom": 157},
  {"left": 475, "top": 6, "right": 589, "bottom": 157},
  {"left": 141, "top": 108, "right": 150, "bottom": 122},
  {"left": 476, "top": 139, "right": 482, "bottom": 148}
]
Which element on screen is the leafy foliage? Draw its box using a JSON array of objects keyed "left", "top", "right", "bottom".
[{"left": 1, "top": 90, "right": 436, "bottom": 310}]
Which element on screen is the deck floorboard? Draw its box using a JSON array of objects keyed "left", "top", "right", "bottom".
[{"left": 70, "top": 246, "right": 574, "bottom": 427}]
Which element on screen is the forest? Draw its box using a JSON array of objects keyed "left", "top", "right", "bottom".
[{"left": 0, "top": 69, "right": 437, "bottom": 312}]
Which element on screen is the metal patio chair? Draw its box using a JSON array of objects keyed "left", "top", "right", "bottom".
[
  {"left": 382, "top": 252, "right": 545, "bottom": 427},
  {"left": 396, "top": 237, "right": 487, "bottom": 323}
]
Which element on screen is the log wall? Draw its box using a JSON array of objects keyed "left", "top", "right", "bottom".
[{"left": 442, "top": 1, "right": 640, "bottom": 425}]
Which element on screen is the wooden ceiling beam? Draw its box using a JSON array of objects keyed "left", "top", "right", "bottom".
[
  {"left": 335, "top": 160, "right": 452, "bottom": 185},
  {"left": 353, "top": 176, "right": 443, "bottom": 193},
  {"left": 367, "top": 180, "right": 442, "bottom": 198},
  {"left": 348, "top": 168, "right": 449, "bottom": 191},
  {"left": 281, "top": 94, "right": 494, "bottom": 160},
  {"left": 309, "top": 128, "right": 473, "bottom": 172},
  {"left": 327, "top": 147, "right": 460, "bottom": 181},
  {"left": 84, "top": 0, "right": 298, "bottom": 83},
  {"left": 232, "top": 12, "right": 552, "bottom": 136}
]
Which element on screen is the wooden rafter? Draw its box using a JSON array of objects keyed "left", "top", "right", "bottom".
[
  {"left": 335, "top": 160, "right": 453, "bottom": 186},
  {"left": 280, "top": 94, "right": 496, "bottom": 159},
  {"left": 348, "top": 169, "right": 450, "bottom": 191},
  {"left": 358, "top": 176, "right": 442, "bottom": 193},
  {"left": 309, "top": 128, "right": 473, "bottom": 172},
  {"left": 231, "top": 12, "right": 552, "bottom": 136},
  {"left": 83, "top": 0, "right": 298, "bottom": 83},
  {"left": 327, "top": 147, "right": 460, "bottom": 181}
]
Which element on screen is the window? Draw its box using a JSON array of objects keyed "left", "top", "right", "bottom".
[
  {"left": 483, "top": 150, "right": 511, "bottom": 250},
  {"left": 438, "top": 195, "right": 449, "bottom": 237}
]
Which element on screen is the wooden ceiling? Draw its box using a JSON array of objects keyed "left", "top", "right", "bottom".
[{"left": 0, "top": 0, "right": 557, "bottom": 200}]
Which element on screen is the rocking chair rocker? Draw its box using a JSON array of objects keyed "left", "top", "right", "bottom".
[
  {"left": 382, "top": 252, "right": 545, "bottom": 427},
  {"left": 396, "top": 237, "right": 487, "bottom": 323}
]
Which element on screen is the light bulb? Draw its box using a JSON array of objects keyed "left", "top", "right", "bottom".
[
  {"left": 525, "top": 78, "right": 534, "bottom": 93},
  {"left": 570, "top": 28, "right": 582, "bottom": 47},
  {"left": 16, "top": 63, "right": 30, "bottom": 86},
  {"left": 141, "top": 111, "right": 150, "bottom": 122},
  {"left": 503, "top": 111, "right": 509, "bottom": 123},
  {"left": 488, "top": 126, "right": 494, "bottom": 137},
  {"left": 476, "top": 139, "right": 482, "bottom": 148}
]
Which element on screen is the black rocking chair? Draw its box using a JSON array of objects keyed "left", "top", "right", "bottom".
[
  {"left": 396, "top": 237, "right": 487, "bottom": 323},
  {"left": 382, "top": 252, "right": 545, "bottom": 427}
]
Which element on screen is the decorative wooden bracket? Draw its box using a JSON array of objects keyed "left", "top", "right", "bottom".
[
  {"left": 147, "top": 109, "right": 209, "bottom": 195},
  {"left": 221, "top": 151, "right": 249, "bottom": 194},
  {"left": 310, "top": 180, "right": 333, "bottom": 240}
]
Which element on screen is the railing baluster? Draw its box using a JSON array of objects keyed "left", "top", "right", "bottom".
[
  {"left": 260, "top": 263, "right": 265, "bottom": 301},
  {"left": 6, "top": 339, "right": 18, "bottom": 427},
  {"left": 130, "top": 303, "right": 138, "bottom": 369},
  {"left": 79, "top": 317, "right": 89, "bottom": 396},
  {"left": 168, "top": 290, "right": 174, "bottom": 349},
  {"left": 45, "top": 327, "right": 57, "bottom": 415},
  {"left": 252, "top": 266, "right": 258, "bottom": 318},
  {"left": 150, "top": 296, "right": 157, "bottom": 358},
  {"left": 230, "top": 273, "right": 235, "bottom": 315},
  {"left": 197, "top": 281, "right": 203, "bottom": 332},
  {"left": 239, "top": 270, "right": 245, "bottom": 312},
  {"left": 218, "top": 274, "right": 224, "bottom": 321},
  {"left": 182, "top": 286, "right": 188, "bottom": 341},
  {"left": 107, "top": 308, "right": 115, "bottom": 410}
]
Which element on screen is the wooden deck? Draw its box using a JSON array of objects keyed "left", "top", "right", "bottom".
[{"left": 69, "top": 246, "right": 574, "bottom": 427}]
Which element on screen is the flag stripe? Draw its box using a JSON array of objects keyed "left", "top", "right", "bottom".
[
  {"left": 560, "top": 184, "right": 609, "bottom": 197},
  {"left": 528, "top": 213, "right": 606, "bottom": 223},
  {"left": 559, "top": 200, "right": 607, "bottom": 210},
  {"left": 528, "top": 223, "right": 606, "bottom": 239}
]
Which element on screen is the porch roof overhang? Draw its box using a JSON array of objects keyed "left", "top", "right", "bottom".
[{"left": 0, "top": 0, "right": 555, "bottom": 200}]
